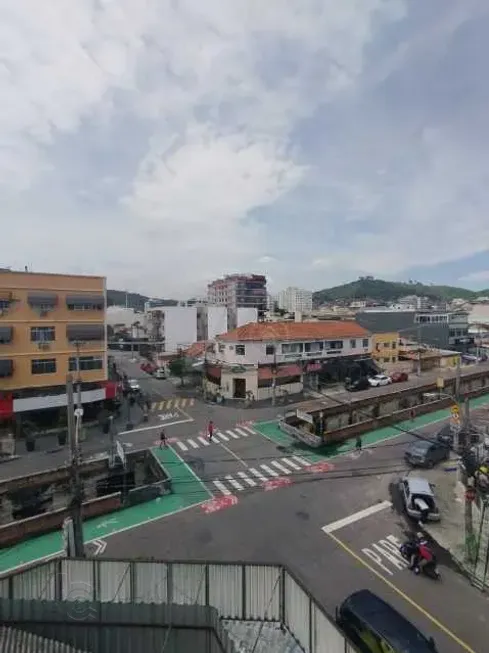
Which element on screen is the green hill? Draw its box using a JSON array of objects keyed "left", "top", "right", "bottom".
[
  {"left": 313, "top": 278, "right": 489, "bottom": 305},
  {"left": 107, "top": 289, "right": 178, "bottom": 311}
]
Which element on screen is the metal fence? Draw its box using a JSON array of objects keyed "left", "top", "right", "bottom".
[{"left": 0, "top": 558, "right": 359, "bottom": 653}]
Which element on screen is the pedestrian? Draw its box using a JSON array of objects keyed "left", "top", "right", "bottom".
[
  {"left": 355, "top": 435, "right": 362, "bottom": 452},
  {"left": 410, "top": 407, "right": 416, "bottom": 422},
  {"left": 207, "top": 420, "right": 214, "bottom": 441},
  {"left": 159, "top": 428, "right": 167, "bottom": 448}
]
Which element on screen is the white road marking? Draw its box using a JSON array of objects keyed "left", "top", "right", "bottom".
[
  {"left": 249, "top": 467, "right": 267, "bottom": 482},
  {"left": 211, "top": 434, "right": 221, "bottom": 443},
  {"left": 175, "top": 441, "right": 188, "bottom": 452},
  {"left": 226, "top": 430, "right": 240, "bottom": 439},
  {"left": 217, "top": 431, "right": 229, "bottom": 441},
  {"left": 361, "top": 535, "right": 408, "bottom": 576},
  {"left": 226, "top": 475, "right": 243, "bottom": 491},
  {"left": 292, "top": 455, "right": 310, "bottom": 467},
  {"left": 322, "top": 501, "right": 392, "bottom": 534},
  {"left": 237, "top": 471, "right": 256, "bottom": 487},
  {"left": 213, "top": 480, "right": 231, "bottom": 496},
  {"left": 242, "top": 426, "right": 256, "bottom": 435},
  {"left": 234, "top": 427, "right": 250, "bottom": 437},
  {"left": 281, "top": 458, "right": 300, "bottom": 470},
  {"left": 187, "top": 439, "right": 199, "bottom": 449},
  {"left": 198, "top": 437, "right": 210, "bottom": 446},
  {"left": 260, "top": 464, "right": 278, "bottom": 477},
  {"left": 270, "top": 460, "right": 292, "bottom": 474}
]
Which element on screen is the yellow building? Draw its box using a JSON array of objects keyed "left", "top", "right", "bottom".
[
  {"left": 0, "top": 270, "right": 109, "bottom": 419},
  {"left": 371, "top": 331, "right": 399, "bottom": 364}
]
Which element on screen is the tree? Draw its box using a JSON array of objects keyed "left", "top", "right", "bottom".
[{"left": 169, "top": 353, "right": 188, "bottom": 385}]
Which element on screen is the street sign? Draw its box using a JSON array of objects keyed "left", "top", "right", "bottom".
[
  {"left": 74, "top": 407, "right": 84, "bottom": 418},
  {"left": 451, "top": 405, "right": 459, "bottom": 415}
]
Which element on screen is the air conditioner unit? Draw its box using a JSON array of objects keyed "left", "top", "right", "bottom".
[
  {"left": 38, "top": 342, "right": 51, "bottom": 350},
  {"left": 40, "top": 310, "right": 48, "bottom": 317}
]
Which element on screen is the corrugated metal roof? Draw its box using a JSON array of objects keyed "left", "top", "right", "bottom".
[{"left": 0, "top": 627, "right": 91, "bottom": 653}]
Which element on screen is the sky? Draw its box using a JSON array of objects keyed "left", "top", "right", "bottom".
[{"left": 2, "top": 0, "right": 489, "bottom": 298}]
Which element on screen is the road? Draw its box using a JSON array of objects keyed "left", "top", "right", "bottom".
[{"left": 94, "top": 407, "right": 489, "bottom": 653}]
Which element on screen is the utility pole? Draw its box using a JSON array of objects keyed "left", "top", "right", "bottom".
[
  {"left": 271, "top": 346, "right": 277, "bottom": 406},
  {"left": 455, "top": 355, "right": 461, "bottom": 401},
  {"left": 74, "top": 341, "right": 85, "bottom": 441},
  {"left": 416, "top": 320, "right": 422, "bottom": 377},
  {"left": 67, "top": 375, "right": 85, "bottom": 557}
]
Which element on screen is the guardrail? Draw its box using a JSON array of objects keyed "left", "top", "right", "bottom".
[{"left": 0, "top": 558, "right": 360, "bottom": 653}]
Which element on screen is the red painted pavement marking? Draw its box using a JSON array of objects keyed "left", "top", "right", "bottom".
[
  {"left": 309, "top": 462, "right": 335, "bottom": 473},
  {"left": 263, "top": 477, "right": 292, "bottom": 491},
  {"left": 201, "top": 496, "right": 238, "bottom": 514}
]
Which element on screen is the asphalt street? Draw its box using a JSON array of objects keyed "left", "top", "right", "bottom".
[{"left": 97, "top": 412, "right": 489, "bottom": 653}]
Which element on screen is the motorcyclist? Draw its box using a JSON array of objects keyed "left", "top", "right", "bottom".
[{"left": 409, "top": 532, "right": 435, "bottom": 573}]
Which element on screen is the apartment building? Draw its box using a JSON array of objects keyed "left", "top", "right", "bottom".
[
  {"left": 371, "top": 332, "right": 399, "bottom": 365},
  {"left": 276, "top": 287, "right": 313, "bottom": 314},
  {"left": 203, "top": 321, "right": 371, "bottom": 401},
  {"left": 0, "top": 270, "right": 115, "bottom": 422},
  {"left": 207, "top": 274, "right": 267, "bottom": 319}
]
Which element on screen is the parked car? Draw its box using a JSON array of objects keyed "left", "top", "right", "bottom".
[
  {"left": 405, "top": 440, "right": 450, "bottom": 468},
  {"left": 398, "top": 476, "right": 440, "bottom": 522},
  {"left": 344, "top": 377, "right": 370, "bottom": 392},
  {"left": 155, "top": 367, "right": 167, "bottom": 379},
  {"left": 390, "top": 371, "right": 409, "bottom": 383},
  {"left": 368, "top": 374, "right": 392, "bottom": 387}
]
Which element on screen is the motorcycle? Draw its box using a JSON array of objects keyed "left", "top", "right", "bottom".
[{"left": 400, "top": 541, "right": 441, "bottom": 580}]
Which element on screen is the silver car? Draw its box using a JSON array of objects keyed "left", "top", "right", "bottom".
[{"left": 398, "top": 476, "right": 440, "bottom": 522}]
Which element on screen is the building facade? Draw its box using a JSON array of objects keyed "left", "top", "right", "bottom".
[
  {"left": 371, "top": 332, "right": 399, "bottom": 365},
  {"left": 276, "top": 287, "right": 313, "bottom": 314},
  {"left": 203, "top": 321, "right": 371, "bottom": 401},
  {"left": 0, "top": 270, "right": 115, "bottom": 421},
  {"left": 207, "top": 274, "right": 267, "bottom": 318},
  {"left": 355, "top": 309, "right": 473, "bottom": 352},
  {"left": 146, "top": 305, "right": 259, "bottom": 353}
]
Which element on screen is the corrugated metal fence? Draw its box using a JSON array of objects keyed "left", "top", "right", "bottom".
[{"left": 0, "top": 559, "right": 359, "bottom": 653}]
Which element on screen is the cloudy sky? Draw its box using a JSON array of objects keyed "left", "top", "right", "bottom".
[{"left": 2, "top": 0, "right": 489, "bottom": 298}]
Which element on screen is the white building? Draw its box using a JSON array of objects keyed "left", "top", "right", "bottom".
[
  {"left": 146, "top": 305, "right": 258, "bottom": 353},
  {"left": 203, "top": 321, "right": 371, "bottom": 401},
  {"left": 398, "top": 295, "right": 431, "bottom": 310},
  {"left": 276, "top": 287, "right": 313, "bottom": 314}
]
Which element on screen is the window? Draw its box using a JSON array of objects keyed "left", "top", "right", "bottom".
[
  {"left": 265, "top": 344, "right": 275, "bottom": 355},
  {"left": 235, "top": 344, "right": 246, "bottom": 356},
  {"left": 281, "top": 343, "right": 303, "bottom": 354},
  {"left": 31, "top": 326, "right": 55, "bottom": 342},
  {"left": 362, "top": 339, "right": 369, "bottom": 348},
  {"left": 325, "top": 340, "right": 343, "bottom": 350},
  {"left": 69, "top": 356, "right": 103, "bottom": 371},
  {"left": 383, "top": 342, "right": 389, "bottom": 348},
  {"left": 383, "top": 357, "right": 390, "bottom": 363},
  {"left": 0, "top": 299, "right": 10, "bottom": 311},
  {"left": 66, "top": 295, "right": 104, "bottom": 311},
  {"left": 392, "top": 342, "right": 397, "bottom": 349},
  {"left": 304, "top": 341, "right": 323, "bottom": 353},
  {"left": 350, "top": 339, "right": 356, "bottom": 348},
  {"left": 31, "top": 358, "right": 56, "bottom": 375},
  {"left": 218, "top": 344, "right": 225, "bottom": 353}
]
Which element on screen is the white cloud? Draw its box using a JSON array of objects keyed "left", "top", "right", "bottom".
[{"left": 2, "top": 0, "right": 488, "bottom": 297}]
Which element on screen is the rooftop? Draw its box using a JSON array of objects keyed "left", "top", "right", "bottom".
[{"left": 217, "top": 320, "right": 369, "bottom": 342}]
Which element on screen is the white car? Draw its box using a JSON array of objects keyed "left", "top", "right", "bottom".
[
  {"left": 155, "top": 367, "right": 166, "bottom": 379},
  {"left": 368, "top": 374, "right": 392, "bottom": 387},
  {"left": 128, "top": 379, "right": 140, "bottom": 392}
]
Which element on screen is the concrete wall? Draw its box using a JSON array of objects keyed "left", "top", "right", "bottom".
[
  {"left": 207, "top": 306, "right": 228, "bottom": 339},
  {"left": 163, "top": 307, "right": 197, "bottom": 353},
  {"left": 236, "top": 307, "right": 258, "bottom": 327}
]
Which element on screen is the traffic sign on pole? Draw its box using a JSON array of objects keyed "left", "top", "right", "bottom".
[{"left": 451, "top": 405, "right": 459, "bottom": 416}]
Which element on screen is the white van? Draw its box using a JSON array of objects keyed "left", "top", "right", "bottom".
[{"left": 155, "top": 367, "right": 166, "bottom": 379}]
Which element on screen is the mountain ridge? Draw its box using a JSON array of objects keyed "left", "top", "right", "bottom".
[{"left": 313, "top": 278, "right": 489, "bottom": 304}]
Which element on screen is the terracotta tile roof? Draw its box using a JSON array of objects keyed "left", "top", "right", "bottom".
[
  {"left": 184, "top": 341, "right": 208, "bottom": 358},
  {"left": 218, "top": 321, "right": 370, "bottom": 342}
]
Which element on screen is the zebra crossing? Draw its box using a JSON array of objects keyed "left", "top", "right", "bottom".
[
  {"left": 172, "top": 425, "right": 256, "bottom": 452},
  {"left": 211, "top": 455, "right": 312, "bottom": 495}
]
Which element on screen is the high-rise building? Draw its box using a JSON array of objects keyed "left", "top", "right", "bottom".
[
  {"left": 207, "top": 274, "right": 267, "bottom": 318},
  {"left": 0, "top": 269, "right": 116, "bottom": 424},
  {"left": 276, "top": 287, "right": 313, "bottom": 314}
]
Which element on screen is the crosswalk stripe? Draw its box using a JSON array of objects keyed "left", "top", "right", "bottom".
[
  {"left": 234, "top": 427, "right": 249, "bottom": 437},
  {"left": 281, "top": 458, "right": 300, "bottom": 470},
  {"left": 292, "top": 455, "right": 310, "bottom": 467},
  {"left": 260, "top": 464, "right": 278, "bottom": 477},
  {"left": 249, "top": 467, "right": 267, "bottom": 482},
  {"left": 187, "top": 439, "right": 199, "bottom": 449},
  {"left": 237, "top": 471, "right": 256, "bottom": 487},
  {"left": 226, "top": 475, "right": 243, "bottom": 491},
  {"left": 242, "top": 426, "right": 256, "bottom": 435},
  {"left": 217, "top": 431, "right": 229, "bottom": 441},
  {"left": 213, "top": 480, "right": 231, "bottom": 496},
  {"left": 198, "top": 436, "right": 210, "bottom": 446},
  {"left": 270, "top": 460, "right": 292, "bottom": 474},
  {"left": 212, "top": 434, "right": 221, "bottom": 443},
  {"left": 175, "top": 441, "right": 188, "bottom": 451},
  {"left": 226, "top": 430, "right": 240, "bottom": 439}
]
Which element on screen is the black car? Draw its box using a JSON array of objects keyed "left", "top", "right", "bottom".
[
  {"left": 345, "top": 377, "right": 370, "bottom": 392},
  {"left": 405, "top": 439, "right": 450, "bottom": 468}
]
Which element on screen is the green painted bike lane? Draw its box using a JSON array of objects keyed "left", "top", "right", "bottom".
[
  {"left": 0, "top": 447, "right": 211, "bottom": 575},
  {"left": 254, "top": 393, "right": 489, "bottom": 461}
]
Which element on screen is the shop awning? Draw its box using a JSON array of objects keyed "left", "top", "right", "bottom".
[{"left": 258, "top": 364, "right": 302, "bottom": 380}]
